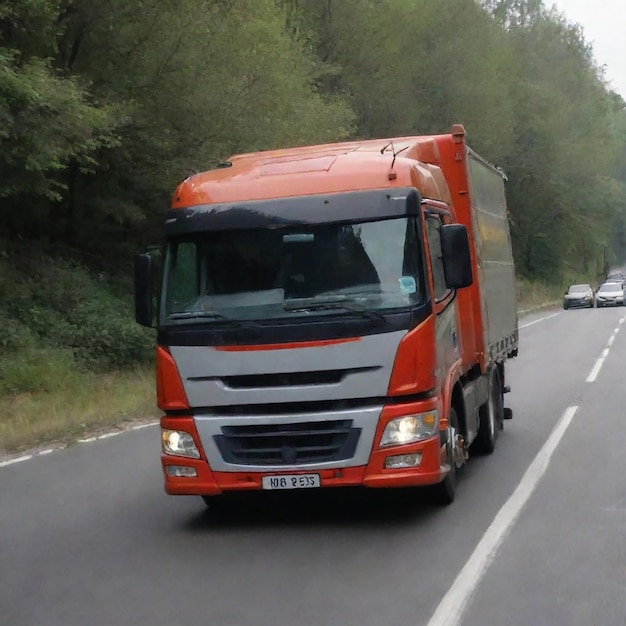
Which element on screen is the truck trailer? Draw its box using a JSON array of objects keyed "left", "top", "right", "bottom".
[{"left": 134, "top": 124, "right": 518, "bottom": 506}]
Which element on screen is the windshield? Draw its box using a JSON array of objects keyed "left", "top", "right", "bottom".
[
  {"left": 569, "top": 285, "right": 590, "bottom": 293},
  {"left": 598, "top": 283, "right": 622, "bottom": 293},
  {"left": 160, "top": 217, "right": 426, "bottom": 324}
]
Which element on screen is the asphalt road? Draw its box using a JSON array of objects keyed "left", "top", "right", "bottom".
[{"left": 2, "top": 305, "right": 625, "bottom": 626}]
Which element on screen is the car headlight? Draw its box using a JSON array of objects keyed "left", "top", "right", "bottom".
[
  {"left": 380, "top": 411, "right": 439, "bottom": 446},
  {"left": 162, "top": 429, "right": 200, "bottom": 459}
]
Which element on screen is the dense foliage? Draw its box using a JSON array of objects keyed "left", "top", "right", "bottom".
[
  {"left": 1, "top": 0, "right": 625, "bottom": 375},
  {"left": 0, "top": 241, "right": 153, "bottom": 393}
]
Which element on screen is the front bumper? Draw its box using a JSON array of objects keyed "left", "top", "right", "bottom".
[
  {"left": 596, "top": 297, "right": 623, "bottom": 307},
  {"left": 563, "top": 297, "right": 593, "bottom": 308},
  {"left": 160, "top": 410, "right": 449, "bottom": 496}
]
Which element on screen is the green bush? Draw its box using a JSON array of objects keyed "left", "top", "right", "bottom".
[
  {"left": 0, "top": 311, "right": 35, "bottom": 352},
  {"left": 0, "top": 246, "right": 154, "bottom": 376},
  {"left": 0, "top": 348, "right": 79, "bottom": 395},
  {"left": 63, "top": 296, "right": 154, "bottom": 370}
]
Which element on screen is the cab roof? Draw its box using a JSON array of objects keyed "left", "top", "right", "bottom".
[{"left": 171, "top": 132, "right": 462, "bottom": 209}]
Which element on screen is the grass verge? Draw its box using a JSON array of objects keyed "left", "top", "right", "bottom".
[
  {"left": 0, "top": 365, "right": 159, "bottom": 456},
  {"left": 516, "top": 278, "right": 562, "bottom": 313}
]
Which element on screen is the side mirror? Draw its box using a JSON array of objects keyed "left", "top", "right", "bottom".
[
  {"left": 440, "top": 224, "right": 473, "bottom": 289},
  {"left": 134, "top": 253, "right": 154, "bottom": 327}
]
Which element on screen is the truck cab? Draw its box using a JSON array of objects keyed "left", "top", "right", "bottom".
[{"left": 135, "top": 125, "right": 517, "bottom": 506}]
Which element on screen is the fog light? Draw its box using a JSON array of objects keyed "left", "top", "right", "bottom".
[
  {"left": 385, "top": 453, "right": 422, "bottom": 469},
  {"left": 165, "top": 465, "right": 198, "bottom": 477}
]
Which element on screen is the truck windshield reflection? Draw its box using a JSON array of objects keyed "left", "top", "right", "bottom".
[{"left": 162, "top": 217, "right": 425, "bottom": 323}]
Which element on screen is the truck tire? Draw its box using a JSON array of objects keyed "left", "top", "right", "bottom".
[
  {"left": 471, "top": 368, "right": 503, "bottom": 456},
  {"left": 432, "top": 407, "right": 460, "bottom": 505},
  {"left": 201, "top": 493, "right": 245, "bottom": 517},
  {"left": 201, "top": 495, "right": 230, "bottom": 517}
]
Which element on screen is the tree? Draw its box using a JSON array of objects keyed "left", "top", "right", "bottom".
[
  {"left": 482, "top": 0, "right": 621, "bottom": 279},
  {"left": 0, "top": 1, "right": 118, "bottom": 240}
]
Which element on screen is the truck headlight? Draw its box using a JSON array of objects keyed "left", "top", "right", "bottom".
[
  {"left": 161, "top": 429, "right": 200, "bottom": 459},
  {"left": 380, "top": 411, "right": 438, "bottom": 447}
]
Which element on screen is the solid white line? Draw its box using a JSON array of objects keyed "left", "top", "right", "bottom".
[
  {"left": 519, "top": 312, "right": 560, "bottom": 329},
  {"left": 0, "top": 455, "right": 33, "bottom": 468},
  {"left": 131, "top": 422, "right": 158, "bottom": 431},
  {"left": 1, "top": 422, "right": 159, "bottom": 470},
  {"left": 97, "top": 432, "right": 122, "bottom": 440},
  {"left": 426, "top": 406, "right": 578, "bottom": 626}
]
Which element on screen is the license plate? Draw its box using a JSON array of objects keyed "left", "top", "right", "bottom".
[{"left": 262, "top": 473, "right": 320, "bottom": 490}]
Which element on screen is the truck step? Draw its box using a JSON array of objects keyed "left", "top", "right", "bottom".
[
  {"left": 503, "top": 385, "right": 511, "bottom": 394},
  {"left": 503, "top": 407, "right": 513, "bottom": 420}
]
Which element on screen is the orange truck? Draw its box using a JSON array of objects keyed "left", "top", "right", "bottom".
[{"left": 134, "top": 124, "right": 518, "bottom": 506}]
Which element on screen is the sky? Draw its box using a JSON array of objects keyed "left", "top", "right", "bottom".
[{"left": 550, "top": 0, "right": 626, "bottom": 98}]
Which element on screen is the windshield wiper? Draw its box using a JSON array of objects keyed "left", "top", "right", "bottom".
[
  {"left": 168, "top": 311, "right": 260, "bottom": 331},
  {"left": 283, "top": 299, "right": 385, "bottom": 322},
  {"left": 169, "top": 311, "right": 231, "bottom": 320}
]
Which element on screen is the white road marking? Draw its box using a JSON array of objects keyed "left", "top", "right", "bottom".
[
  {"left": 587, "top": 358, "right": 605, "bottom": 383},
  {"left": 426, "top": 406, "right": 578, "bottom": 626},
  {"left": 0, "top": 455, "right": 33, "bottom": 468},
  {"left": 0, "top": 421, "right": 159, "bottom": 469},
  {"left": 586, "top": 318, "right": 625, "bottom": 382},
  {"left": 131, "top": 422, "right": 156, "bottom": 431},
  {"left": 518, "top": 312, "right": 560, "bottom": 329}
]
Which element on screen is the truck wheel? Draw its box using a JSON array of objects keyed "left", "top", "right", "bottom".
[
  {"left": 432, "top": 407, "right": 460, "bottom": 505},
  {"left": 471, "top": 368, "right": 503, "bottom": 456},
  {"left": 201, "top": 495, "right": 230, "bottom": 516}
]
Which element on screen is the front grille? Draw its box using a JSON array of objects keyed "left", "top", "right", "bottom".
[
  {"left": 189, "top": 366, "right": 380, "bottom": 389},
  {"left": 214, "top": 420, "right": 360, "bottom": 466},
  {"left": 216, "top": 370, "right": 345, "bottom": 388}
]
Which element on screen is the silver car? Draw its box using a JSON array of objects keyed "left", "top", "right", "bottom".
[
  {"left": 563, "top": 284, "right": 594, "bottom": 309},
  {"left": 595, "top": 282, "right": 624, "bottom": 307}
]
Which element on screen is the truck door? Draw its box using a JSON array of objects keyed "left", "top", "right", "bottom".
[{"left": 424, "top": 213, "right": 460, "bottom": 391}]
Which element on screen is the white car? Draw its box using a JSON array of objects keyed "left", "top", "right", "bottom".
[{"left": 595, "top": 282, "right": 625, "bottom": 307}]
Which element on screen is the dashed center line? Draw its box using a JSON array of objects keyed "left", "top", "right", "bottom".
[{"left": 586, "top": 316, "right": 625, "bottom": 383}]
